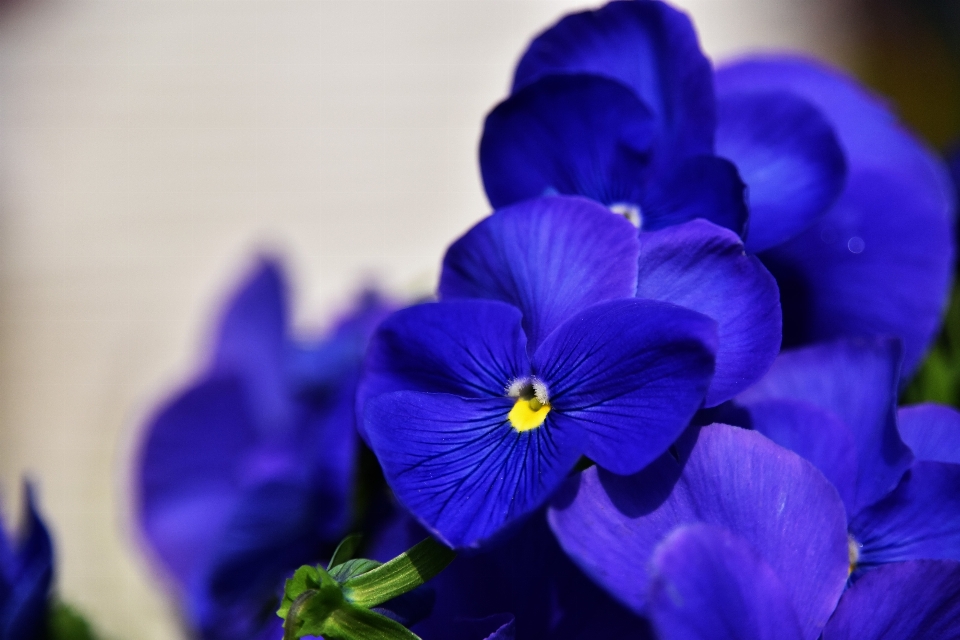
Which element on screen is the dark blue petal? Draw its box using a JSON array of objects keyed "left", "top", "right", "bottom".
[
  {"left": 715, "top": 90, "right": 846, "bottom": 253},
  {"left": 898, "top": 403, "right": 960, "bottom": 464},
  {"left": 211, "top": 259, "right": 292, "bottom": 430},
  {"left": 356, "top": 300, "right": 530, "bottom": 442},
  {"left": 365, "top": 392, "right": 585, "bottom": 549},
  {"left": 636, "top": 219, "right": 781, "bottom": 405},
  {"left": 534, "top": 299, "right": 717, "bottom": 475},
  {"left": 738, "top": 399, "right": 859, "bottom": 515},
  {"left": 440, "top": 196, "right": 639, "bottom": 353},
  {"left": 514, "top": 0, "right": 714, "bottom": 158},
  {"left": 718, "top": 56, "right": 955, "bottom": 374},
  {"left": 648, "top": 524, "right": 804, "bottom": 640},
  {"left": 851, "top": 461, "right": 960, "bottom": 567},
  {"left": 821, "top": 560, "right": 960, "bottom": 640},
  {"left": 0, "top": 485, "right": 53, "bottom": 640},
  {"left": 480, "top": 75, "right": 656, "bottom": 209},
  {"left": 447, "top": 614, "right": 516, "bottom": 640},
  {"left": 640, "top": 155, "right": 748, "bottom": 236},
  {"left": 137, "top": 376, "right": 259, "bottom": 588},
  {"left": 738, "top": 337, "right": 912, "bottom": 515},
  {"left": 549, "top": 424, "right": 849, "bottom": 640}
]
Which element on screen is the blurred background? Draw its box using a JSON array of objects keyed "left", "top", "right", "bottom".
[{"left": 0, "top": 0, "right": 955, "bottom": 638}]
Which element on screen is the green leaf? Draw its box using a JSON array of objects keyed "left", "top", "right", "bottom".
[
  {"left": 329, "top": 558, "right": 382, "bottom": 583},
  {"left": 328, "top": 533, "right": 364, "bottom": 570},
  {"left": 342, "top": 537, "right": 456, "bottom": 608},
  {"left": 321, "top": 602, "right": 422, "bottom": 640},
  {"left": 47, "top": 602, "right": 98, "bottom": 640},
  {"left": 278, "top": 564, "right": 324, "bottom": 619}
]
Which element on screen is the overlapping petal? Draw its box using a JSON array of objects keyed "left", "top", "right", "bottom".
[
  {"left": 440, "top": 196, "right": 639, "bottom": 352},
  {"left": 715, "top": 90, "right": 846, "bottom": 253},
  {"left": 365, "top": 393, "right": 584, "bottom": 549},
  {"left": 738, "top": 337, "right": 912, "bottom": 514},
  {"left": 480, "top": 75, "right": 656, "bottom": 209},
  {"left": 535, "top": 298, "right": 716, "bottom": 474},
  {"left": 821, "top": 560, "right": 960, "bottom": 640},
  {"left": 648, "top": 524, "right": 804, "bottom": 640},
  {"left": 513, "top": 0, "right": 714, "bottom": 157},
  {"left": 549, "top": 424, "right": 849, "bottom": 640},
  {"left": 898, "top": 403, "right": 960, "bottom": 463},
  {"left": 635, "top": 219, "right": 781, "bottom": 405},
  {"left": 718, "top": 56, "right": 955, "bottom": 374}
]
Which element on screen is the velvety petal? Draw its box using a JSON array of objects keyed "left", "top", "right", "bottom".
[
  {"left": 635, "top": 219, "right": 781, "bottom": 405},
  {"left": 534, "top": 299, "right": 717, "bottom": 475},
  {"left": 514, "top": 0, "right": 714, "bottom": 158},
  {"left": 739, "top": 399, "right": 859, "bottom": 514},
  {"left": 898, "top": 403, "right": 960, "bottom": 464},
  {"left": 851, "top": 461, "right": 960, "bottom": 567},
  {"left": 715, "top": 90, "right": 846, "bottom": 253},
  {"left": 137, "top": 376, "right": 259, "bottom": 587},
  {"left": 822, "top": 560, "right": 960, "bottom": 640},
  {"left": 549, "top": 424, "right": 849, "bottom": 640},
  {"left": 640, "top": 155, "right": 748, "bottom": 236},
  {"left": 211, "top": 259, "right": 292, "bottom": 430},
  {"left": 356, "top": 300, "right": 530, "bottom": 441},
  {"left": 440, "top": 196, "right": 639, "bottom": 353},
  {"left": 0, "top": 486, "right": 53, "bottom": 640},
  {"left": 718, "top": 56, "right": 955, "bottom": 374},
  {"left": 480, "top": 75, "right": 656, "bottom": 209},
  {"left": 365, "top": 392, "right": 585, "bottom": 549},
  {"left": 738, "top": 337, "right": 912, "bottom": 515},
  {"left": 448, "top": 614, "right": 516, "bottom": 640},
  {"left": 648, "top": 524, "right": 804, "bottom": 640}
]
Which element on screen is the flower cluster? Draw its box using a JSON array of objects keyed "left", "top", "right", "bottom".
[{"left": 125, "top": 1, "right": 960, "bottom": 640}]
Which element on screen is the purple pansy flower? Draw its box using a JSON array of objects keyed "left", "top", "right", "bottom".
[
  {"left": 480, "top": 0, "right": 954, "bottom": 375},
  {"left": 0, "top": 485, "right": 53, "bottom": 640},
  {"left": 136, "top": 259, "right": 392, "bottom": 640},
  {"left": 357, "top": 196, "right": 722, "bottom": 549}
]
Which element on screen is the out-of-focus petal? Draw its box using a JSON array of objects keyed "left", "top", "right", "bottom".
[
  {"left": 851, "top": 462, "right": 960, "bottom": 566},
  {"left": 365, "top": 392, "right": 584, "bottom": 549},
  {"left": 534, "top": 299, "right": 717, "bottom": 475},
  {"left": 514, "top": 0, "right": 714, "bottom": 158},
  {"left": 549, "top": 424, "right": 849, "bottom": 640},
  {"left": 440, "top": 196, "right": 639, "bottom": 353},
  {"left": 718, "top": 56, "right": 955, "bottom": 374},
  {"left": 356, "top": 300, "right": 529, "bottom": 441},
  {"left": 898, "top": 403, "right": 960, "bottom": 464},
  {"left": 0, "top": 485, "right": 53, "bottom": 640},
  {"left": 480, "top": 75, "right": 656, "bottom": 209},
  {"left": 715, "top": 90, "right": 846, "bottom": 253},
  {"left": 635, "top": 219, "right": 780, "bottom": 405},
  {"left": 648, "top": 524, "right": 804, "bottom": 640},
  {"left": 738, "top": 337, "right": 912, "bottom": 515},
  {"left": 821, "top": 560, "right": 960, "bottom": 640}
]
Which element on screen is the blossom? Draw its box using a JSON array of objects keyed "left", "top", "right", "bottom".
[
  {"left": 0, "top": 485, "right": 53, "bottom": 640},
  {"left": 136, "top": 259, "right": 392, "bottom": 640},
  {"left": 480, "top": 0, "right": 954, "bottom": 375},
  {"left": 358, "top": 196, "right": 719, "bottom": 549}
]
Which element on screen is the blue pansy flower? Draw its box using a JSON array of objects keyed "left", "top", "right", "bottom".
[
  {"left": 357, "top": 196, "right": 720, "bottom": 549},
  {"left": 549, "top": 423, "right": 851, "bottom": 640},
  {"left": 136, "top": 259, "right": 392, "bottom": 640},
  {"left": 0, "top": 485, "right": 53, "bottom": 640},
  {"left": 480, "top": 0, "right": 954, "bottom": 376},
  {"left": 732, "top": 338, "right": 960, "bottom": 575}
]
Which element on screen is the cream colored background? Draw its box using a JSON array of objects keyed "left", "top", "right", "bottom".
[{"left": 0, "top": 1, "right": 855, "bottom": 638}]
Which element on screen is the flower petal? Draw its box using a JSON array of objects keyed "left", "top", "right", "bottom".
[
  {"left": 365, "top": 392, "right": 584, "bottom": 549},
  {"left": 822, "top": 560, "right": 960, "bottom": 640},
  {"left": 851, "top": 461, "right": 960, "bottom": 567},
  {"left": 440, "top": 196, "right": 639, "bottom": 353},
  {"left": 635, "top": 219, "right": 781, "bottom": 405},
  {"left": 738, "top": 337, "right": 913, "bottom": 515},
  {"left": 648, "top": 524, "right": 804, "bottom": 640},
  {"left": 898, "top": 403, "right": 960, "bottom": 464},
  {"left": 533, "top": 299, "right": 717, "bottom": 475},
  {"left": 356, "top": 300, "right": 530, "bottom": 441},
  {"left": 0, "top": 485, "right": 53, "bottom": 640},
  {"left": 480, "top": 75, "right": 656, "bottom": 209},
  {"left": 715, "top": 90, "right": 847, "bottom": 253},
  {"left": 513, "top": 0, "right": 714, "bottom": 158},
  {"left": 718, "top": 56, "right": 955, "bottom": 374},
  {"left": 549, "top": 424, "right": 849, "bottom": 640}
]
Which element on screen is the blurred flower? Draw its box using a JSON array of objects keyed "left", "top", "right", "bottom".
[
  {"left": 136, "top": 259, "right": 393, "bottom": 640},
  {"left": 0, "top": 485, "right": 53, "bottom": 640}
]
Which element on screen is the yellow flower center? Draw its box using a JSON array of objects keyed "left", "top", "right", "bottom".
[
  {"left": 848, "top": 535, "right": 860, "bottom": 576},
  {"left": 508, "top": 396, "right": 551, "bottom": 432}
]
